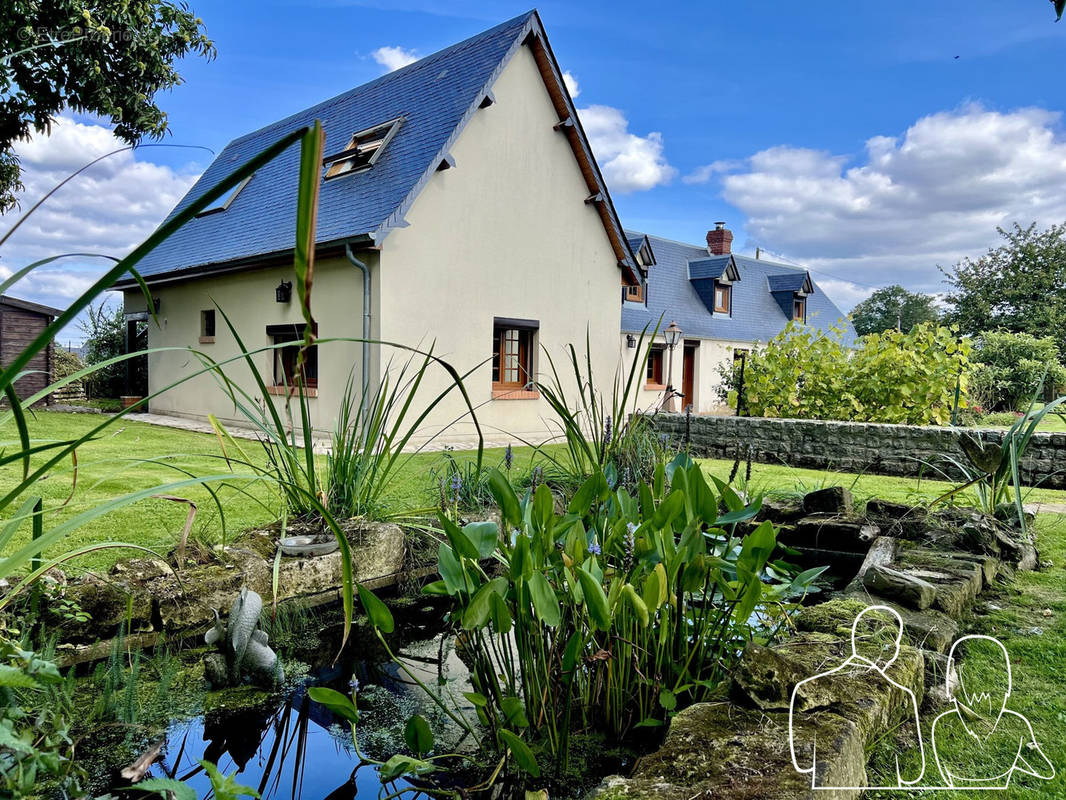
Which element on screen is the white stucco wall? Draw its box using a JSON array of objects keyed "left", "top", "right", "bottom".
[
  {"left": 376, "top": 43, "right": 625, "bottom": 446},
  {"left": 125, "top": 254, "right": 377, "bottom": 431},
  {"left": 620, "top": 334, "right": 751, "bottom": 416}
]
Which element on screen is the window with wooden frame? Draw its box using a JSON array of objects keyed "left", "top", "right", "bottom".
[
  {"left": 266, "top": 323, "right": 318, "bottom": 392},
  {"left": 793, "top": 296, "right": 807, "bottom": 322},
  {"left": 323, "top": 118, "right": 403, "bottom": 179},
  {"left": 624, "top": 283, "right": 644, "bottom": 303},
  {"left": 646, "top": 345, "right": 665, "bottom": 388},
  {"left": 713, "top": 281, "right": 732, "bottom": 314},
  {"left": 199, "top": 309, "right": 216, "bottom": 343},
  {"left": 492, "top": 318, "right": 538, "bottom": 397}
]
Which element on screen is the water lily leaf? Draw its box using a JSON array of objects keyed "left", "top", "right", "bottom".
[
  {"left": 499, "top": 729, "right": 540, "bottom": 777},
  {"left": 527, "top": 572, "right": 560, "bottom": 627},
  {"left": 308, "top": 687, "right": 359, "bottom": 723},
  {"left": 404, "top": 714, "right": 434, "bottom": 756},
  {"left": 357, "top": 583, "right": 394, "bottom": 634}
]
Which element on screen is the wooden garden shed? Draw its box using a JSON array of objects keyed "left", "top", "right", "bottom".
[{"left": 0, "top": 295, "right": 62, "bottom": 403}]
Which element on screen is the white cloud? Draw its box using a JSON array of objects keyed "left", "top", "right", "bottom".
[
  {"left": 562, "top": 70, "right": 580, "bottom": 99},
  {"left": 371, "top": 45, "right": 420, "bottom": 72},
  {"left": 578, "top": 104, "right": 677, "bottom": 193},
  {"left": 682, "top": 159, "right": 743, "bottom": 185},
  {"left": 0, "top": 115, "right": 200, "bottom": 339},
  {"left": 715, "top": 104, "right": 1066, "bottom": 294}
]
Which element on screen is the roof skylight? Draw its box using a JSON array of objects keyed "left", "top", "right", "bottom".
[
  {"left": 197, "top": 175, "right": 253, "bottom": 216},
  {"left": 323, "top": 118, "right": 403, "bottom": 179}
]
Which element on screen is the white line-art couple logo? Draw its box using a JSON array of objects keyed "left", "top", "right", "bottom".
[{"left": 789, "top": 605, "right": 1055, "bottom": 791}]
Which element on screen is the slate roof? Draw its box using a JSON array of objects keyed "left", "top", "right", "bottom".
[
  {"left": 621, "top": 232, "right": 857, "bottom": 346},
  {"left": 766, "top": 272, "right": 812, "bottom": 293},
  {"left": 123, "top": 11, "right": 638, "bottom": 286}
]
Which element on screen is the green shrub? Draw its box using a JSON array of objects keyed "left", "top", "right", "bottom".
[
  {"left": 721, "top": 322, "right": 970, "bottom": 425},
  {"left": 52, "top": 348, "right": 83, "bottom": 381},
  {"left": 969, "top": 331, "right": 1066, "bottom": 412}
]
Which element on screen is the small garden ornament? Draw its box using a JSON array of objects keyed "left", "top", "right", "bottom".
[{"left": 204, "top": 587, "right": 283, "bottom": 688}]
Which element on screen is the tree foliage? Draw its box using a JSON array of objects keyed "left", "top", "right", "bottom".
[
  {"left": 79, "top": 302, "right": 143, "bottom": 398},
  {"left": 721, "top": 322, "right": 970, "bottom": 425},
  {"left": 0, "top": 0, "right": 214, "bottom": 211},
  {"left": 942, "top": 222, "right": 1066, "bottom": 358},
  {"left": 970, "top": 331, "right": 1066, "bottom": 412},
  {"left": 850, "top": 285, "right": 939, "bottom": 336}
]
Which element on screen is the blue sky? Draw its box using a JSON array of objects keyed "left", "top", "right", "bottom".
[{"left": 3, "top": 0, "right": 1066, "bottom": 342}]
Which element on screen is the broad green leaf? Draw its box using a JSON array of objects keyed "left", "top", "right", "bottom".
[
  {"left": 501, "top": 695, "right": 530, "bottom": 728},
  {"left": 568, "top": 471, "right": 609, "bottom": 515},
  {"left": 489, "top": 591, "right": 513, "bottom": 634},
  {"left": 621, "top": 583, "right": 649, "bottom": 627},
  {"left": 464, "top": 691, "right": 488, "bottom": 707},
  {"left": 440, "top": 513, "right": 479, "bottom": 560},
  {"left": 511, "top": 534, "right": 533, "bottom": 581},
  {"left": 499, "top": 729, "right": 541, "bottom": 777},
  {"left": 0, "top": 664, "right": 37, "bottom": 688},
  {"left": 463, "top": 577, "right": 508, "bottom": 630},
  {"left": 379, "top": 754, "right": 436, "bottom": 782},
  {"left": 404, "top": 714, "right": 434, "bottom": 756},
  {"left": 421, "top": 580, "right": 450, "bottom": 596},
  {"left": 308, "top": 687, "right": 359, "bottom": 723},
  {"left": 464, "top": 520, "right": 500, "bottom": 559},
  {"left": 438, "top": 543, "right": 465, "bottom": 595},
  {"left": 135, "top": 777, "right": 198, "bottom": 800},
  {"left": 577, "top": 567, "right": 611, "bottom": 630},
  {"left": 489, "top": 467, "right": 522, "bottom": 529},
  {"left": 357, "top": 583, "right": 394, "bottom": 634},
  {"left": 659, "top": 689, "right": 677, "bottom": 711}
]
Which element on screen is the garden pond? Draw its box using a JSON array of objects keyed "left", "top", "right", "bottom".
[{"left": 66, "top": 597, "right": 639, "bottom": 800}]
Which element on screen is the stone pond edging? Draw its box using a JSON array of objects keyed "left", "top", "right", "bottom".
[
  {"left": 588, "top": 488, "right": 1038, "bottom": 799},
  {"left": 50, "top": 520, "right": 412, "bottom": 666},
  {"left": 647, "top": 413, "right": 1066, "bottom": 489}
]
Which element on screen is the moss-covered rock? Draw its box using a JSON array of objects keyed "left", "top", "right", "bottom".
[{"left": 588, "top": 703, "right": 866, "bottom": 800}]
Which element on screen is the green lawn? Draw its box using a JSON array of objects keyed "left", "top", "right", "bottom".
[{"left": 0, "top": 411, "right": 540, "bottom": 573}]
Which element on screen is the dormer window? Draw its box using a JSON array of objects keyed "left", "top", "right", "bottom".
[
  {"left": 714, "top": 281, "right": 731, "bottom": 314},
  {"left": 625, "top": 283, "right": 644, "bottom": 303},
  {"left": 793, "top": 296, "right": 806, "bottom": 322},
  {"left": 323, "top": 118, "right": 403, "bottom": 179}
]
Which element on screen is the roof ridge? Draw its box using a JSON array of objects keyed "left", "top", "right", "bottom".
[{"left": 222, "top": 11, "right": 536, "bottom": 150}]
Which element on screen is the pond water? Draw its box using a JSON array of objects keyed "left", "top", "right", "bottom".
[{"left": 100, "top": 601, "right": 481, "bottom": 799}]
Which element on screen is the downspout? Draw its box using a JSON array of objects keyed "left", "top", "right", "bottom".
[{"left": 344, "top": 241, "right": 372, "bottom": 401}]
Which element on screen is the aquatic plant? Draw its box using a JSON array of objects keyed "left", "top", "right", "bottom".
[{"left": 362, "top": 455, "right": 824, "bottom": 777}]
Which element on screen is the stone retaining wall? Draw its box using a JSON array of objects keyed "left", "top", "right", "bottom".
[{"left": 648, "top": 413, "right": 1066, "bottom": 489}]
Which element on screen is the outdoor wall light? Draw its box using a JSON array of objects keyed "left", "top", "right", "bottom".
[
  {"left": 153, "top": 298, "right": 161, "bottom": 314},
  {"left": 626, "top": 334, "right": 636, "bottom": 348},
  {"left": 275, "top": 280, "right": 292, "bottom": 303}
]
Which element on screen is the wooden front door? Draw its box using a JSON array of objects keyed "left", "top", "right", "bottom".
[{"left": 682, "top": 342, "right": 697, "bottom": 411}]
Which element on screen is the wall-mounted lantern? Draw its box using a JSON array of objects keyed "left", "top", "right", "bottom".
[
  {"left": 153, "top": 297, "right": 161, "bottom": 314},
  {"left": 275, "top": 280, "right": 292, "bottom": 303},
  {"left": 626, "top": 334, "right": 636, "bottom": 348}
]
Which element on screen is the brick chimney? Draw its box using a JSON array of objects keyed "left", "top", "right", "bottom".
[{"left": 706, "top": 222, "right": 733, "bottom": 255}]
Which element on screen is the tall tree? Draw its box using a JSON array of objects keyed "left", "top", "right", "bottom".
[
  {"left": 850, "top": 285, "right": 940, "bottom": 336},
  {"left": 0, "top": 0, "right": 214, "bottom": 211},
  {"left": 942, "top": 222, "right": 1066, "bottom": 357}
]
